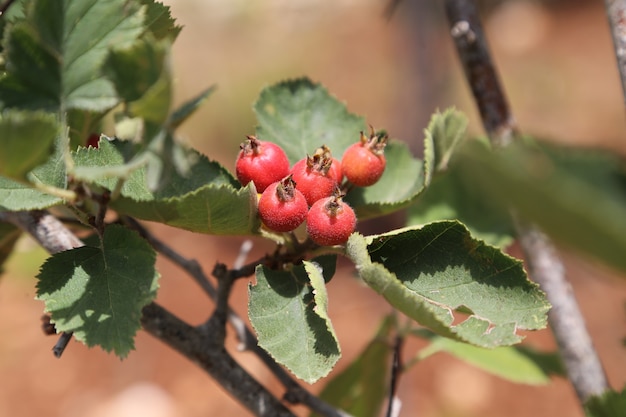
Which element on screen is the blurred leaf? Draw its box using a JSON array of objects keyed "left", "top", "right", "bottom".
[
  {"left": 168, "top": 85, "right": 217, "bottom": 130},
  {"left": 139, "top": 0, "right": 182, "bottom": 41},
  {"left": 67, "top": 109, "right": 106, "bottom": 150},
  {"left": 72, "top": 139, "right": 259, "bottom": 235},
  {"left": 104, "top": 38, "right": 165, "bottom": 103},
  {"left": 0, "top": 123, "right": 67, "bottom": 211},
  {"left": 410, "top": 108, "right": 513, "bottom": 247},
  {"left": 407, "top": 166, "right": 515, "bottom": 248},
  {"left": 345, "top": 141, "right": 425, "bottom": 220},
  {"left": 423, "top": 108, "right": 468, "bottom": 186},
  {"left": 415, "top": 332, "right": 561, "bottom": 385},
  {"left": 254, "top": 78, "right": 367, "bottom": 163},
  {"left": 312, "top": 316, "right": 394, "bottom": 417},
  {"left": 36, "top": 225, "right": 159, "bottom": 358},
  {"left": 104, "top": 37, "right": 172, "bottom": 124},
  {"left": 0, "top": 110, "right": 58, "bottom": 180},
  {"left": 248, "top": 260, "right": 341, "bottom": 383},
  {"left": 0, "top": 223, "right": 22, "bottom": 275},
  {"left": 346, "top": 222, "right": 549, "bottom": 348},
  {"left": 0, "top": 0, "right": 145, "bottom": 112},
  {"left": 585, "top": 387, "right": 626, "bottom": 417},
  {"left": 456, "top": 138, "right": 626, "bottom": 274}
]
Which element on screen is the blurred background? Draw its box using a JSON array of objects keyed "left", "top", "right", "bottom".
[{"left": 2, "top": 1, "right": 626, "bottom": 416}]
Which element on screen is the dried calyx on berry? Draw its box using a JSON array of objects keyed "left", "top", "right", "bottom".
[
  {"left": 258, "top": 175, "right": 308, "bottom": 232},
  {"left": 291, "top": 145, "right": 339, "bottom": 206},
  {"left": 306, "top": 191, "right": 356, "bottom": 246}
]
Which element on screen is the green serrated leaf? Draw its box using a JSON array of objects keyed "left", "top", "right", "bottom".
[
  {"left": 0, "top": 223, "right": 22, "bottom": 275},
  {"left": 346, "top": 222, "right": 550, "bottom": 348},
  {"left": 36, "top": 225, "right": 159, "bottom": 357},
  {"left": 423, "top": 108, "right": 468, "bottom": 185},
  {"left": 415, "top": 332, "right": 558, "bottom": 385},
  {"left": 407, "top": 165, "right": 515, "bottom": 248},
  {"left": 254, "top": 77, "right": 368, "bottom": 164},
  {"left": 585, "top": 387, "right": 626, "bottom": 417},
  {"left": 0, "top": 0, "right": 146, "bottom": 112},
  {"left": 67, "top": 109, "right": 106, "bottom": 150},
  {"left": 168, "top": 85, "right": 217, "bottom": 130},
  {"left": 104, "top": 37, "right": 172, "bottom": 124},
  {"left": 139, "top": 0, "right": 182, "bottom": 41},
  {"left": 312, "top": 316, "right": 394, "bottom": 417},
  {"left": 345, "top": 140, "right": 424, "bottom": 220},
  {"left": 0, "top": 110, "right": 59, "bottom": 180},
  {"left": 0, "top": 122, "right": 67, "bottom": 211},
  {"left": 248, "top": 261, "right": 341, "bottom": 383},
  {"left": 72, "top": 138, "right": 259, "bottom": 235},
  {"left": 104, "top": 38, "right": 165, "bottom": 103},
  {"left": 456, "top": 138, "right": 626, "bottom": 274},
  {"left": 305, "top": 261, "right": 337, "bottom": 337}
]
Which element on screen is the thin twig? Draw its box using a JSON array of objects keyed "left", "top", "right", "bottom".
[
  {"left": 122, "top": 217, "right": 353, "bottom": 417},
  {"left": 123, "top": 217, "right": 217, "bottom": 298},
  {"left": 444, "top": 0, "right": 609, "bottom": 404},
  {"left": 141, "top": 302, "right": 296, "bottom": 417},
  {"left": 515, "top": 219, "right": 609, "bottom": 401},
  {"left": 2, "top": 211, "right": 302, "bottom": 417},
  {"left": 605, "top": 0, "right": 626, "bottom": 109},
  {"left": 445, "top": 0, "right": 516, "bottom": 147},
  {"left": 0, "top": 210, "right": 82, "bottom": 357},
  {"left": 53, "top": 332, "right": 73, "bottom": 358},
  {"left": 385, "top": 335, "right": 403, "bottom": 417}
]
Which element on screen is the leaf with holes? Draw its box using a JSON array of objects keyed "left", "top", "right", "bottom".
[{"left": 346, "top": 222, "right": 549, "bottom": 347}]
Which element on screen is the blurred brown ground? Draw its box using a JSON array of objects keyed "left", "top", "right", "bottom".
[{"left": 1, "top": 1, "right": 626, "bottom": 416}]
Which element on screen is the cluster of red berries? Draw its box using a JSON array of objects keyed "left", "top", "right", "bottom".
[{"left": 235, "top": 130, "right": 387, "bottom": 246}]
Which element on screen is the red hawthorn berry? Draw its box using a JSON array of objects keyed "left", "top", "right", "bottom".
[
  {"left": 342, "top": 128, "right": 388, "bottom": 187},
  {"left": 306, "top": 194, "right": 356, "bottom": 246},
  {"left": 258, "top": 175, "right": 308, "bottom": 232},
  {"left": 291, "top": 145, "right": 338, "bottom": 206},
  {"left": 236, "top": 135, "right": 290, "bottom": 192}
]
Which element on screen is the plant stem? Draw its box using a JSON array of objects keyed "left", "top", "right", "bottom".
[
  {"left": 122, "top": 217, "right": 353, "bottom": 417},
  {"left": 0, "top": 211, "right": 301, "bottom": 417},
  {"left": 141, "top": 302, "right": 296, "bottom": 417},
  {"left": 0, "top": 210, "right": 83, "bottom": 357},
  {"left": 444, "top": 0, "right": 609, "bottom": 404},
  {"left": 605, "top": 0, "right": 626, "bottom": 109}
]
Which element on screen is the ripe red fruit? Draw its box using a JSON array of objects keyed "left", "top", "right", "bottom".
[
  {"left": 291, "top": 146, "right": 338, "bottom": 206},
  {"left": 258, "top": 175, "right": 308, "bottom": 232},
  {"left": 341, "top": 129, "right": 388, "bottom": 187},
  {"left": 236, "top": 136, "right": 290, "bottom": 193},
  {"left": 306, "top": 195, "right": 356, "bottom": 246}
]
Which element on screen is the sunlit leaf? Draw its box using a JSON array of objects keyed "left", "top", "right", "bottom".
[
  {"left": 346, "top": 222, "right": 549, "bottom": 347},
  {"left": 248, "top": 260, "right": 341, "bottom": 383},
  {"left": 36, "top": 225, "right": 159, "bottom": 357}
]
